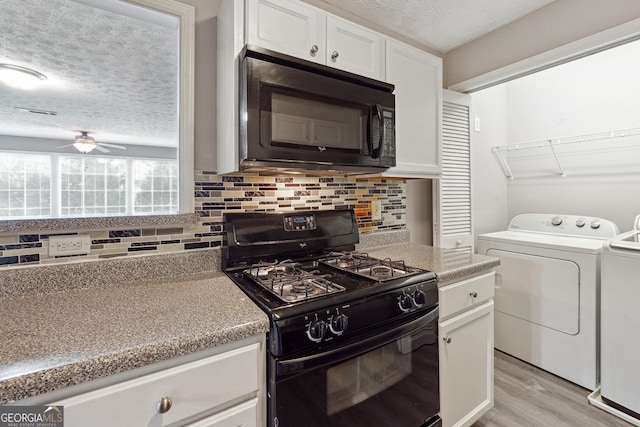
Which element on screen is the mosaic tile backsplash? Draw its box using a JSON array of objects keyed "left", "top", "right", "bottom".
[{"left": 0, "top": 172, "right": 407, "bottom": 268}]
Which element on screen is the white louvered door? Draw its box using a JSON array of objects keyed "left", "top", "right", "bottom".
[{"left": 434, "top": 90, "right": 473, "bottom": 251}]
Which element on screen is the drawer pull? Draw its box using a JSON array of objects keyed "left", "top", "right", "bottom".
[
  {"left": 156, "top": 396, "right": 172, "bottom": 414},
  {"left": 310, "top": 44, "right": 319, "bottom": 54},
  {"left": 443, "top": 335, "right": 452, "bottom": 344},
  {"left": 331, "top": 51, "right": 339, "bottom": 60},
  {"left": 469, "top": 291, "right": 478, "bottom": 298}
]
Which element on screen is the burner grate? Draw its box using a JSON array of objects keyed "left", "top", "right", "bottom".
[
  {"left": 321, "top": 251, "right": 425, "bottom": 282},
  {"left": 243, "top": 260, "right": 345, "bottom": 303}
]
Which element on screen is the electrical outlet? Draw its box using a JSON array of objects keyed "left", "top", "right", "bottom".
[
  {"left": 48, "top": 234, "right": 91, "bottom": 256},
  {"left": 372, "top": 200, "right": 382, "bottom": 221}
]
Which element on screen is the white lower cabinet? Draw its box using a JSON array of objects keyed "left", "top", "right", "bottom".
[
  {"left": 439, "top": 272, "right": 495, "bottom": 427},
  {"left": 187, "top": 398, "right": 257, "bottom": 427},
  {"left": 51, "top": 338, "right": 264, "bottom": 427}
]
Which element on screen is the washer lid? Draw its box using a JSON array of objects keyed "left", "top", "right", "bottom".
[
  {"left": 610, "top": 232, "right": 640, "bottom": 252},
  {"left": 477, "top": 229, "right": 607, "bottom": 254}
]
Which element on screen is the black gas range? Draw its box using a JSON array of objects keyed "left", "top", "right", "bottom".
[{"left": 222, "top": 209, "right": 441, "bottom": 427}]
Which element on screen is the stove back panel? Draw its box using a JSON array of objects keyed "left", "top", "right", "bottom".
[{"left": 223, "top": 210, "right": 359, "bottom": 269}]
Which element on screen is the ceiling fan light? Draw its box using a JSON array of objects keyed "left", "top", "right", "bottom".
[
  {"left": 0, "top": 64, "right": 47, "bottom": 90},
  {"left": 72, "top": 132, "right": 97, "bottom": 153},
  {"left": 73, "top": 141, "right": 96, "bottom": 153}
]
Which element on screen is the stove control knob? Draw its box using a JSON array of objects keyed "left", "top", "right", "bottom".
[
  {"left": 551, "top": 216, "right": 563, "bottom": 226},
  {"left": 307, "top": 317, "right": 327, "bottom": 342},
  {"left": 330, "top": 313, "right": 349, "bottom": 335},
  {"left": 576, "top": 219, "right": 586, "bottom": 228},
  {"left": 399, "top": 293, "right": 413, "bottom": 311},
  {"left": 413, "top": 290, "right": 426, "bottom": 306},
  {"left": 590, "top": 220, "right": 601, "bottom": 229}
]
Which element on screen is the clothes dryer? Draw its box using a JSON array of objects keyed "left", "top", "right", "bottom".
[{"left": 476, "top": 214, "right": 619, "bottom": 390}]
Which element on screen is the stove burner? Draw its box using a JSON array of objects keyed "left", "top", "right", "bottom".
[
  {"left": 256, "top": 263, "right": 297, "bottom": 279},
  {"left": 370, "top": 265, "right": 393, "bottom": 279}
]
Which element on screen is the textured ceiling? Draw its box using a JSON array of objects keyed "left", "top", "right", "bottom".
[
  {"left": 0, "top": 0, "right": 555, "bottom": 149},
  {"left": 0, "top": 0, "right": 178, "bottom": 148},
  {"left": 320, "top": 0, "right": 556, "bottom": 53}
]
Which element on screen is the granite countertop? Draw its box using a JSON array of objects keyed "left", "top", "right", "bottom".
[
  {"left": 0, "top": 272, "right": 269, "bottom": 405},
  {"left": 367, "top": 242, "right": 499, "bottom": 284},
  {"left": 0, "top": 239, "right": 497, "bottom": 406}
]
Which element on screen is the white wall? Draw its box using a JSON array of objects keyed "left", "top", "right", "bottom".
[
  {"left": 470, "top": 85, "right": 509, "bottom": 241},
  {"left": 407, "top": 179, "right": 433, "bottom": 245},
  {"left": 474, "top": 39, "right": 640, "bottom": 232},
  {"left": 444, "top": 0, "right": 640, "bottom": 87}
]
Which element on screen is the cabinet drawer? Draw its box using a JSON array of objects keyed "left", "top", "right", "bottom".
[
  {"left": 54, "top": 343, "right": 260, "bottom": 427},
  {"left": 439, "top": 272, "right": 495, "bottom": 320},
  {"left": 187, "top": 398, "right": 258, "bottom": 427}
]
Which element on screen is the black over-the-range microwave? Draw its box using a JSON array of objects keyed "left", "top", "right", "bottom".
[{"left": 239, "top": 45, "right": 396, "bottom": 174}]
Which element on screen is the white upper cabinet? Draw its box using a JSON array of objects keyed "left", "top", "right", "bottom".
[
  {"left": 384, "top": 39, "right": 442, "bottom": 178},
  {"left": 220, "top": 0, "right": 442, "bottom": 177},
  {"left": 325, "top": 15, "right": 385, "bottom": 79},
  {"left": 247, "top": 0, "right": 325, "bottom": 64},
  {"left": 246, "top": 0, "right": 385, "bottom": 80}
]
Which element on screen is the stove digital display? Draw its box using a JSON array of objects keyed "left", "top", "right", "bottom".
[{"left": 284, "top": 215, "right": 316, "bottom": 231}]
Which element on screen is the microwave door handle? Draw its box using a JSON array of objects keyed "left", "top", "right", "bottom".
[{"left": 371, "top": 104, "right": 384, "bottom": 159}]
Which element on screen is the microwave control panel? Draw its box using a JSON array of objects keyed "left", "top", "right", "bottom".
[{"left": 381, "top": 109, "right": 396, "bottom": 159}]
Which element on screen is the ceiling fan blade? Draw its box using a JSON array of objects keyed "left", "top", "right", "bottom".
[
  {"left": 98, "top": 142, "right": 127, "bottom": 150},
  {"left": 57, "top": 144, "right": 73, "bottom": 148},
  {"left": 94, "top": 145, "right": 110, "bottom": 153}
]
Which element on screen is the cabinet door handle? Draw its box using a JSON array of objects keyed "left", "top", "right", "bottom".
[
  {"left": 443, "top": 335, "right": 452, "bottom": 344},
  {"left": 469, "top": 291, "right": 478, "bottom": 298},
  {"left": 331, "top": 51, "right": 339, "bottom": 60},
  {"left": 310, "top": 44, "right": 319, "bottom": 54},
  {"left": 156, "top": 396, "right": 172, "bottom": 414}
]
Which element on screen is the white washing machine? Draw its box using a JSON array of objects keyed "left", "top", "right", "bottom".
[
  {"left": 476, "top": 213, "right": 619, "bottom": 390},
  {"left": 589, "top": 214, "right": 640, "bottom": 425}
]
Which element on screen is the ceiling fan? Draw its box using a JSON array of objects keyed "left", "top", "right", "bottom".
[{"left": 58, "top": 131, "right": 127, "bottom": 154}]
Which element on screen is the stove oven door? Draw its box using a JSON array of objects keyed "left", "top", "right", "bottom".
[{"left": 269, "top": 307, "right": 440, "bottom": 427}]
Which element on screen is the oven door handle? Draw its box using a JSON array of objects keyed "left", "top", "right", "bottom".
[{"left": 276, "top": 306, "right": 438, "bottom": 378}]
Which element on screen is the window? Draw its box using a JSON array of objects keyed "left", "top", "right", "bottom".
[
  {"left": 133, "top": 160, "right": 178, "bottom": 214},
  {"left": 0, "top": 153, "right": 51, "bottom": 218},
  {"left": 0, "top": 152, "right": 177, "bottom": 219}
]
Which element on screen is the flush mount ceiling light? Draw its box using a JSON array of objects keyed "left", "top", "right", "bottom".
[
  {"left": 72, "top": 132, "right": 97, "bottom": 153},
  {"left": 0, "top": 63, "right": 47, "bottom": 90}
]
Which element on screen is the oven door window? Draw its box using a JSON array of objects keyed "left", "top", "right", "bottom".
[
  {"left": 260, "top": 86, "right": 372, "bottom": 156},
  {"left": 272, "top": 314, "right": 439, "bottom": 427}
]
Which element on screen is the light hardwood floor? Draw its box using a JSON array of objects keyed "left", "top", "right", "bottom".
[{"left": 473, "top": 351, "right": 632, "bottom": 427}]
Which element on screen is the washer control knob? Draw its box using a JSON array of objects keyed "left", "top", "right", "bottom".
[
  {"left": 399, "top": 293, "right": 413, "bottom": 311},
  {"left": 590, "top": 220, "right": 601, "bottom": 229},
  {"left": 330, "top": 313, "right": 349, "bottom": 334},
  {"left": 551, "top": 216, "right": 563, "bottom": 226},
  {"left": 413, "top": 290, "right": 426, "bottom": 306},
  {"left": 576, "top": 219, "right": 586, "bottom": 228},
  {"left": 307, "top": 316, "right": 327, "bottom": 342}
]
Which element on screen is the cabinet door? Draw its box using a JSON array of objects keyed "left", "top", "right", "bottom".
[
  {"left": 439, "top": 301, "right": 494, "bottom": 427},
  {"left": 326, "top": 15, "right": 385, "bottom": 80},
  {"left": 247, "top": 0, "right": 325, "bottom": 64},
  {"left": 385, "top": 39, "right": 442, "bottom": 178}
]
